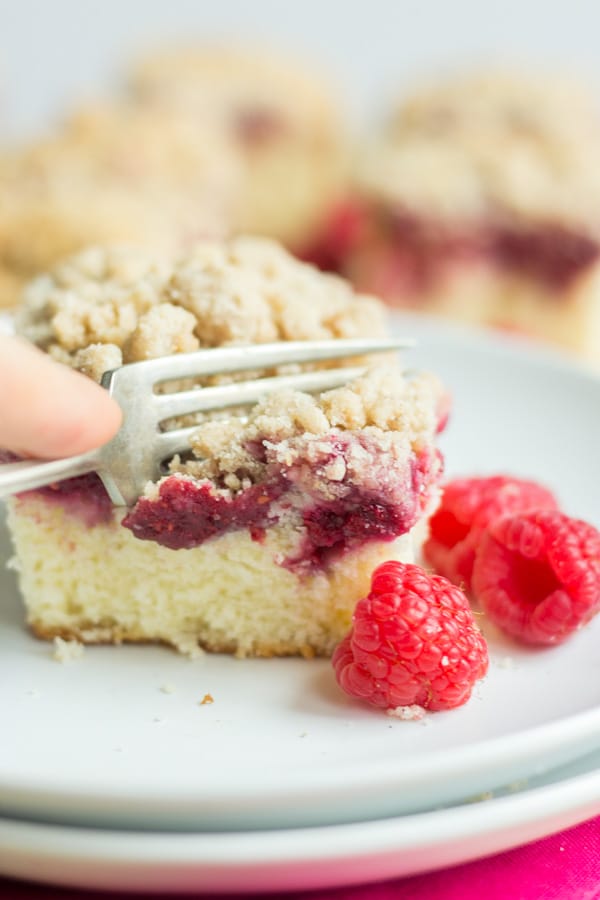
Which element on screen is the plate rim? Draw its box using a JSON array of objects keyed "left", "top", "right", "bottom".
[
  {"left": 0, "top": 756, "right": 598, "bottom": 894},
  {"left": 0, "top": 702, "right": 598, "bottom": 804}
]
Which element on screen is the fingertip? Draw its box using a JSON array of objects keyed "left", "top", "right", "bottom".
[
  {"left": 0, "top": 337, "right": 123, "bottom": 459},
  {"left": 38, "top": 369, "right": 123, "bottom": 458}
]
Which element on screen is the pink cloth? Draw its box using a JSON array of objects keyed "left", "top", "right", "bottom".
[{"left": 0, "top": 816, "right": 598, "bottom": 900}]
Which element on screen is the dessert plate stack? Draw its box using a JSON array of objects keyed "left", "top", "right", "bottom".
[{"left": 0, "top": 314, "right": 599, "bottom": 894}]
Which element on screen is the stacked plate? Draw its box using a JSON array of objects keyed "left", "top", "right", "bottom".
[{"left": 1, "top": 315, "right": 599, "bottom": 894}]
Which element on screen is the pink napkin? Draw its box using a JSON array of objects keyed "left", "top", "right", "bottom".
[{"left": 0, "top": 816, "right": 598, "bottom": 900}]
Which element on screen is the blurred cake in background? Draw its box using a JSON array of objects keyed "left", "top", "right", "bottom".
[
  {"left": 0, "top": 104, "right": 240, "bottom": 307},
  {"left": 318, "top": 69, "right": 600, "bottom": 364},
  {"left": 127, "top": 46, "right": 348, "bottom": 254}
]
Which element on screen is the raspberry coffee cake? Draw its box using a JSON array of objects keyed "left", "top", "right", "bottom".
[
  {"left": 326, "top": 70, "right": 600, "bottom": 363},
  {"left": 128, "top": 46, "right": 347, "bottom": 253},
  {"left": 0, "top": 105, "right": 239, "bottom": 308},
  {"left": 7, "top": 238, "right": 445, "bottom": 658}
]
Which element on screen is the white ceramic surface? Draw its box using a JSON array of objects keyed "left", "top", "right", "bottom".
[
  {"left": 0, "top": 749, "right": 598, "bottom": 894},
  {"left": 0, "top": 317, "right": 599, "bottom": 831}
]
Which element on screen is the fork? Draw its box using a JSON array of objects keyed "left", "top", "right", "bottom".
[{"left": 0, "top": 337, "right": 413, "bottom": 507}]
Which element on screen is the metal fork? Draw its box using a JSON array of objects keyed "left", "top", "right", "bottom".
[{"left": 0, "top": 337, "right": 413, "bottom": 507}]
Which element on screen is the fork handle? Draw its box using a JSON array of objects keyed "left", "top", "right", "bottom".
[{"left": 0, "top": 451, "right": 100, "bottom": 499}]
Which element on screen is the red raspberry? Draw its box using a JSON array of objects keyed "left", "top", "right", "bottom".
[
  {"left": 423, "top": 476, "right": 558, "bottom": 591},
  {"left": 332, "top": 561, "right": 488, "bottom": 712},
  {"left": 472, "top": 510, "right": 600, "bottom": 645}
]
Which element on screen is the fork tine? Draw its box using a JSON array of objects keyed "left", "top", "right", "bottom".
[
  {"left": 153, "top": 364, "right": 367, "bottom": 422},
  {"left": 110, "top": 337, "right": 413, "bottom": 387},
  {"left": 155, "top": 365, "right": 367, "bottom": 458}
]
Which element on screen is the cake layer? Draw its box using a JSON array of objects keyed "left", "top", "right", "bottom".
[
  {"left": 7, "top": 494, "right": 415, "bottom": 659},
  {"left": 350, "top": 252, "right": 600, "bottom": 363}
]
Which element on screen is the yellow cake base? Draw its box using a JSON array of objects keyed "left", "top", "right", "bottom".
[{"left": 7, "top": 495, "right": 417, "bottom": 659}]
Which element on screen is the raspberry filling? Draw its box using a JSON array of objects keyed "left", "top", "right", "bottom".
[
  {"left": 122, "top": 477, "right": 287, "bottom": 551},
  {"left": 5, "top": 448, "right": 112, "bottom": 528},
  {"left": 299, "top": 201, "right": 366, "bottom": 272},
  {"left": 21, "top": 473, "right": 113, "bottom": 529},
  {"left": 306, "top": 202, "right": 600, "bottom": 297},
  {"left": 234, "top": 108, "right": 287, "bottom": 147},
  {"left": 122, "top": 432, "right": 439, "bottom": 570},
  {"left": 492, "top": 226, "right": 599, "bottom": 288},
  {"left": 388, "top": 215, "right": 600, "bottom": 293},
  {"left": 21, "top": 433, "right": 440, "bottom": 572}
]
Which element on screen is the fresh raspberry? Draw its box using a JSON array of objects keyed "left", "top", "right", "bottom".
[
  {"left": 332, "top": 561, "right": 488, "bottom": 712},
  {"left": 472, "top": 510, "right": 600, "bottom": 645},
  {"left": 423, "top": 476, "right": 558, "bottom": 591}
]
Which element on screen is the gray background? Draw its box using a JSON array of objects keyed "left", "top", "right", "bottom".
[{"left": 2, "top": 0, "right": 600, "bottom": 138}]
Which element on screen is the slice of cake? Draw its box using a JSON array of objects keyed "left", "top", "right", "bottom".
[
  {"left": 127, "top": 45, "right": 348, "bottom": 254},
  {"left": 317, "top": 69, "right": 600, "bottom": 365},
  {"left": 7, "top": 238, "right": 445, "bottom": 658}
]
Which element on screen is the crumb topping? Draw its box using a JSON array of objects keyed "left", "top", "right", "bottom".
[
  {"left": 126, "top": 304, "right": 200, "bottom": 361},
  {"left": 174, "top": 367, "right": 443, "bottom": 491},
  {"left": 128, "top": 46, "right": 340, "bottom": 138},
  {"left": 17, "top": 238, "right": 387, "bottom": 375},
  {"left": 358, "top": 69, "right": 600, "bottom": 230},
  {"left": 70, "top": 343, "right": 124, "bottom": 382},
  {"left": 52, "top": 636, "right": 84, "bottom": 663},
  {"left": 199, "top": 693, "right": 214, "bottom": 705},
  {"left": 17, "top": 245, "right": 169, "bottom": 353}
]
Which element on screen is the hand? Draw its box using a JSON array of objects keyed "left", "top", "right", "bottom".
[{"left": 0, "top": 336, "right": 122, "bottom": 458}]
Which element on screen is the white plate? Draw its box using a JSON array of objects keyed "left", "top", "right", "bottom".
[
  {"left": 0, "top": 748, "right": 599, "bottom": 894},
  {"left": 0, "top": 316, "right": 599, "bottom": 831}
]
